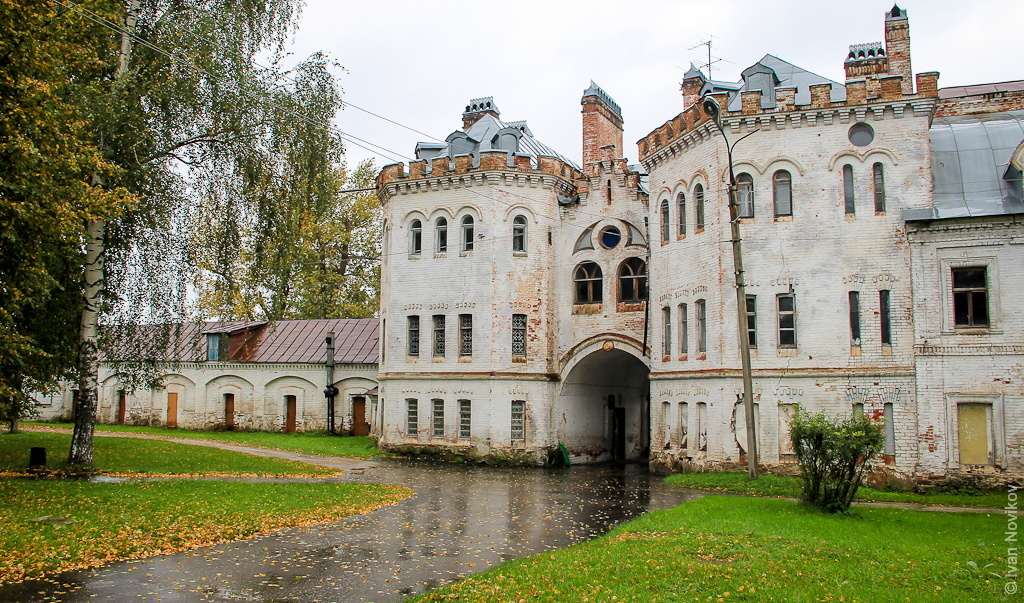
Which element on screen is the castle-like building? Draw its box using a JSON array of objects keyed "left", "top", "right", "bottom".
[{"left": 376, "top": 6, "right": 1024, "bottom": 486}]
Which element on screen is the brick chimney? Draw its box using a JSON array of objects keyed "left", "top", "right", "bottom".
[
  {"left": 884, "top": 5, "right": 913, "bottom": 94},
  {"left": 581, "top": 81, "right": 623, "bottom": 171},
  {"left": 680, "top": 63, "right": 707, "bottom": 110},
  {"left": 462, "top": 97, "right": 500, "bottom": 130}
]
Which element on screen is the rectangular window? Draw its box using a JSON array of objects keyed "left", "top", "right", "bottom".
[
  {"left": 432, "top": 399, "right": 444, "bottom": 438},
  {"left": 512, "top": 314, "right": 527, "bottom": 358},
  {"left": 661, "top": 402, "right": 672, "bottom": 447},
  {"left": 745, "top": 295, "right": 757, "bottom": 348},
  {"left": 433, "top": 315, "right": 445, "bottom": 357},
  {"left": 843, "top": 164, "right": 855, "bottom": 214},
  {"left": 408, "top": 316, "right": 420, "bottom": 357},
  {"left": 406, "top": 399, "right": 418, "bottom": 436},
  {"left": 459, "top": 399, "right": 471, "bottom": 439},
  {"left": 952, "top": 267, "right": 989, "bottom": 327},
  {"left": 880, "top": 290, "right": 892, "bottom": 346},
  {"left": 852, "top": 402, "right": 864, "bottom": 416},
  {"left": 678, "top": 402, "right": 688, "bottom": 452},
  {"left": 883, "top": 402, "right": 895, "bottom": 456},
  {"left": 677, "top": 195, "right": 686, "bottom": 236},
  {"left": 662, "top": 307, "right": 672, "bottom": 356},
  {"left": 459, "top": 314, "right": 472, "bottom": 357},
  {"left": 696, "top": 300, "right": 706, "bottom": 353},
  {"left": 848, "top": 291, "right": 861, "bottom": 347},
  {"left": 696, "top": 402, "right": 708, "bottom": 451},
  {"left": 206, "top": 333, "right": 228, "bottom": 361},
  {"left": 695, "top": 188, "right": 705, "bottom": 230},
  {"left": 777, "top": 294, "right": 796, "bottom": 348},
  {"left": 511, "top": 400, "right": 526, "bottom": 441},
  {"left": 873, "top": 163, "right": 886, "bottom": 213},
  {"left": 679, "top": 303, "right": 688, "bottom": 354}
]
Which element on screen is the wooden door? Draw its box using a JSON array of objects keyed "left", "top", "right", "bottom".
[
  {"left": 352, "top": 397, "right": 368, "bottom": 436},
  {"left": 285, "top": 395, "right": 297, "bottom": 433},
  {"left": 167, "top": 392, "right": 178, "bottom": 428},
  {"left": 117, "top": 391, "right": 126, "bottom": 424},
  {"left": 224, "top": 393, "right": 235, "bottom": 430}
]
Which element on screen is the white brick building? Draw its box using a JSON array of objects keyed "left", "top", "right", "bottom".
[
  {"left": 38, "top": 319, "right": 379, "bottom": 435},
  {"left": 375, "top": 5, "right": 1024, "bottom": 486}
]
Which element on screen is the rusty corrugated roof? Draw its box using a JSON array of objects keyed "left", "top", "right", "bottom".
[{"left": 101, "top": 318, "right": 379, "bottom": 365}]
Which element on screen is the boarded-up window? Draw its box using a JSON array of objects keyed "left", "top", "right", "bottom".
[
  {"left": 697, "top": 402, "right": 708, "bottom": 452},
  {"left": 678, "top": 402, "right": 689, "bottom": 452},
  {"left": 958, "top": 403, "right": 993, "bottom": 465}
]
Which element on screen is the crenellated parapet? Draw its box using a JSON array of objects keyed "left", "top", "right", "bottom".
[
  {"left": 376, "top": 152, "right": 583, "bottom": 205},
  {"left": 637, "top": 72, "right": 940, "bottom": 170}
]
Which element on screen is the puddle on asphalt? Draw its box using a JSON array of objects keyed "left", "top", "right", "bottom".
[{"left": 1, "top": 459, "right": 704, "bottom": 602}]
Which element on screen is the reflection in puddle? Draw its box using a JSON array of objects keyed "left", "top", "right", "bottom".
[{"left": 1, "top": 460, "right": 703, "bottom": 602}]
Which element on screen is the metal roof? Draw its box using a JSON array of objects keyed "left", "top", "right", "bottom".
[
  {"left": 908, "top": 110, "right": 1024, "bottom": 220},
  {"left": 723, "top": 54, "right": 846, "bottom": 111},
  {"left": 939, "top": 81, "right": 1024, "bottom": 99},
  {"left": 101, "top": 318, "right": 379, "bottom": 365}
]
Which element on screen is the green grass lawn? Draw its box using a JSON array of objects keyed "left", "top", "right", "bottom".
[
  {"left": 0, "top": 431, "right": 412, "bottom": 584},
  {"left": 1, "top": 431, "right": 335, "bottom": 477},
  {"left": 26, "top": 422, "right": 385, "bottom": 459},
  {"left": 0, "top": 479, "right": 411, "bottom": 584},
  {"left": 414, "top": 496, "right": 1011, "bottom": 602},
  {"left": 665, "top": 471, "right": 1009, "bottom": 508}
]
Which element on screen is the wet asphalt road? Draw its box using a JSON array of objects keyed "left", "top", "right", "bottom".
[{"left": 1, "top": 459, "right": 702, "bottom": 602}]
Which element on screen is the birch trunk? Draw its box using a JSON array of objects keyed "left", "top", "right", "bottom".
[{"left": 68, "top": 1, "right": 139, "bottom": 466}]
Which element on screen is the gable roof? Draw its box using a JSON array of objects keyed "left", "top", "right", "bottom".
[{"left": 101, "top": 318, "right": 379, "bottom": 365}]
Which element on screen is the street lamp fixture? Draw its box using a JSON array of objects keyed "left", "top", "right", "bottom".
[{"left": 702, "top": 96, "right": 760, "bottom": 479}]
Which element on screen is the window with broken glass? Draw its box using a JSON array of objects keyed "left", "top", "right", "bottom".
[
  {"left": 512, "top": 314, "right": 527, "bottom": 358},
  {"left": 952, "top": 267, "right": 989, "bottom": 328},
  {"left": 777, "top": 293, "right": 796, "bottom": 347},
  {"left": 737, "top": 173, "right": 754, "bottom": 218},
  {"left": 459, "top": 314, "right": 472, "bottom": 356},
  {"left": 433, "top": 315, "right": 445, "bottom": 357}
]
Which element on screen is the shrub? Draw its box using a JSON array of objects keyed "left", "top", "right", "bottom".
[{"left": 790, "top": 410, "right": 885, "bottom": 513}]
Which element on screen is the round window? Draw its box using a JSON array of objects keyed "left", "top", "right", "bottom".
[
  {"left": 599, "top": 226, "right": 621, "bottom": 249},
  {"left": 848, "top": 123, "right": 874, "bottom": 147}
]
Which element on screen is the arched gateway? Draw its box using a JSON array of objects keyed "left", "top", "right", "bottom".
[{"left": 558, "top": 342, "right": 650, "bottom": 463}]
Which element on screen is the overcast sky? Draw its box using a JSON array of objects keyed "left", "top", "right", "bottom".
[{"left": 283, "top": 0, "right": 1022, "bottom": 170}]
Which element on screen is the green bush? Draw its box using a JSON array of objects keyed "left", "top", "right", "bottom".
[{"left": 790, "top": 410, "right": 884, "bottom": 513}]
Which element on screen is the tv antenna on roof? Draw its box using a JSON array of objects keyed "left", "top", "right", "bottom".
[{"left": 688, "top": 36, "right": 732, "bottom": 79}]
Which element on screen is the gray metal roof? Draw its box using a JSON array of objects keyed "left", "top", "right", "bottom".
[
  {"left": 938, "top": 81, "right": 1024, "bottom": 99},
  {"left": 909, "top": 110, "right": 1024, "bottom": 220},
  {"left": 723, "top": 54, "right": 846, "bottom": 111},
  {"left": 415, "top": 104, "right": 580, "bottom": 170}
]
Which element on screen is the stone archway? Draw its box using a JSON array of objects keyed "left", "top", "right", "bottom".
[{"left": 558, "top": 346, "right": 650, "bottom": 463}]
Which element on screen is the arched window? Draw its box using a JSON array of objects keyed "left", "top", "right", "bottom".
[
  {"left": 694, "top": 184, "right": 705, "bottom": 230},
  {"left": 872, "top": 162, "right": 886, "bottom": 213},
  {"left": 843, "top": 164, "right": 855, "bottom": 214},
  {"left": 410, "top": 219, "right": 422, "bottom": 254},
  {"left": 676, "top": 192, "right": 686, "bottom": 236},
  {"left": 660, "top": 199, "right": 671, "bottom": 242},
  {"left": 461, "top": 215, "right": 474, "bottom": 251},
  {"left": 573, "top": 262, "right": 603, "bottom": 304},
  {"left": 435, "top": 217, "right": 448, "bottom": 253},
  {"left": 773, "top": 170, "right": 792, "bottom": 217},
  {"left": 512, "top": 215, "right": 527, "bottom": 253},
  {"left": 736, "top": 173, "right": 754, "bottom": 218},
  {"left": 618, "top": 258, "right": 648, "bottom": 303}
]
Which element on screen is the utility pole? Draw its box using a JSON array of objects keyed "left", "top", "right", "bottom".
[
  {"left": 702, "top": 96, "right": 759, "bottom": 479},
  {"left": 324, "top": 332, "right": 338, "bottom": 434}
]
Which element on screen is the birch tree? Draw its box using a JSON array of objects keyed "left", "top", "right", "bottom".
[{"left": 65, "top": 0, "right": 327, "bottom": 465}]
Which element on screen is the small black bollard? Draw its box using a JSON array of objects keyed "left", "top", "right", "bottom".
[{"left": 29, "top": 447, "right": 46, "bottom": 469}]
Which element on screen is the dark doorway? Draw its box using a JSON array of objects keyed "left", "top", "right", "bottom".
[
  {"left": 285, "top": 395, "right": 297, "bottom": 433},
  {"left": 224, "top": 393, "right": 235, "bottom": 430},
  {"left": 559, "top": 348, "right": 650, "bottom": 463},
  {"left": 352, "top": 396, "right": 369, "bottom": 436},
  {"left": 117, "top": 391, "right": 126, "bottom": 424}
]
